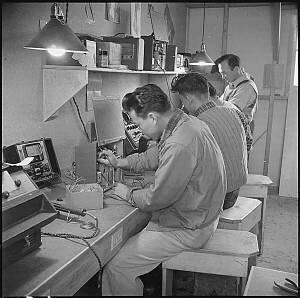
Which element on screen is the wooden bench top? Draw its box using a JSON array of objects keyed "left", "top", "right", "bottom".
[
  {"left": 220, "top": 196, "right": 262, "bottom": 222},
  {"left": 246, "top": 174, "right": 273, "bottom": 185},
  {"left": 200, "top": 229, "right": 258, "bottom": 257},
  {"left": 164, "top": 229, "right": 259, "bottom": 260}
]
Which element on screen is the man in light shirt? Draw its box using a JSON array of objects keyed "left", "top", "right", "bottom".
[
  {"left": 98, "top": 84, "right": 226, "bottom": 295},
  {"left": 213, "top": 54, "right": 258, "bottom": 134}
]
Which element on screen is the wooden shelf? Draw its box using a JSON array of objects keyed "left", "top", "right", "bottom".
[
  {"left": 43, "top": 65, "right": 86, "bottom": 70},
  {"left": 43, "top": 65, "right": 185, "bottom": 75},
  {"left": 42, "top": 65, "right": 186, "bottom": 122},
  {"left": 88, "top": 66, "right": 185, "bottom": 75}
]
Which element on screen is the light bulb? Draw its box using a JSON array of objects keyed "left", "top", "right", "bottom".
[{"left": 47, "top": 48, "right": 66, "bottom": 57}]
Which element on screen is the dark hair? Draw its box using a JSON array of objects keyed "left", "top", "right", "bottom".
[
  {"left": 218, "top": 54, "right": 240, "bottom": 70},
  {"left": 122, "top": 84, "right": 171, "bottom": 119},
  {"left": 171, "top": 72, "right": 209, "bottom": 95},
  {"left": 208, "top": 82, "right": 217, "bottom": 98},
  {"left": 211, "top": 54, "right": 241, "bottom": 73}
]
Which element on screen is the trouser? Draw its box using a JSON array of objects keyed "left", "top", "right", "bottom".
[
  {"left": 102, "top": 217, "right": 219, "bottom": 296},
  {"left": 223, "top": 188, "right": 240, "bottom": 210}
]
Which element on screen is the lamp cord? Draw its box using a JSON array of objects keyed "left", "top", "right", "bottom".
[
  {"left": 72, "top": 97, "right": 90, "bottom": 142},
  {"left": 202, "top": 2, "right": 206, "bottom": 43},
  {"left": 65, "top": 2, "right": 69, "bottom": 23},
  {"left": 153, "top": 57, "right": 175, "bottom": 109},
  {"left": 41, "top": 228, "right": 103, "bottom": 292}
]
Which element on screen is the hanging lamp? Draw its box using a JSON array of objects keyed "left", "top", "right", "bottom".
[
  {"left": 24, "top": 3, "right": 88, "bottom": 57},
  {"left": 189, "top": 2, "right": 214, "bottom": 66}
]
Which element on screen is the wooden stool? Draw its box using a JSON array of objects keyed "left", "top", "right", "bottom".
[
  {"left": 218, "top": 196, "right": 262, "bottom": 250},
  {"left": 239, "top": 174, "right": 272, "bottom": 254},
  {"left": 162, "top": 229, "right": 259, "bottom": 296}
]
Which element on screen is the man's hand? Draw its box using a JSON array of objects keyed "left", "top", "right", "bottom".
[
  {"left": 112, "top": 182, "right": 130, "bottom": 201},
  {"left": 98, "top": 150, "right": 118, "bottom": 168}
]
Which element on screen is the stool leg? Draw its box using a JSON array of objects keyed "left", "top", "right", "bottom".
[
  {"left": 162, "top": 268, "right": 173, "bottom": 296},
  {"left": 257, "top": 197, "right": 266, "bottom": 255},
  {"left": 239, "top": 255, "right": 257, "bottom": 295}
]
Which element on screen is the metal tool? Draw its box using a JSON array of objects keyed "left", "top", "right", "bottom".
[
  {"left": 52, "top": 202, "right": 98, "bottom": 230},
  {"left": 274, "top": 278, "right": 298, "bottom": 295}
]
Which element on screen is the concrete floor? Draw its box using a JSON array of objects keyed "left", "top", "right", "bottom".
[
  {"left": 75, "top": 193, "right": 298, "bottom": 296},
  {"left": 173, "top": 193, "right": 298, "bottom": 296},
  {"left": 172, "top": 193, "right": 298, "bottom": 296},
  {"left": 256, "top": 194, "right": 298, "bottom": 273}
]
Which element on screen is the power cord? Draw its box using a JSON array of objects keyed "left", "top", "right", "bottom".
[
  {"left": 41, "top": 226, "right": 103, "bottom": 292},
  {"left": 72, "top": 97, "right": 90, "bottom": 142},
  {"left": 104, "top": 193, "right": 133, "bottom": 206},
  {"left": 153, "top": 56, "right": 175, "bottom": 109},
  {"left": 147, "top": 5, "right": 175, "bottom": 108},
  {"left": 65, "top": 2, "right": 69, "bottom": 23}
]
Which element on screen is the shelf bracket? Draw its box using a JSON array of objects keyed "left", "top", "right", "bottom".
[{"left": 43, "top": 67, "right": 88, "bottom": 121}]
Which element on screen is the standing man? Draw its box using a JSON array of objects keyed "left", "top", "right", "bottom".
[
  {"left": 215, "top": 54, "right": 258, "bottom": 134},
  {"left": 98, "top": 84, "right": 226, "bottom": 295},
  {"left": 171, "top": 72, "right": 248, "bottom": 210}
]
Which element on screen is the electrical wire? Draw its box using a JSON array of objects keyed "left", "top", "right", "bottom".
[
  {"left": 41, "top": 226, "right": 103, "bottom": 292},
  {"left": 104, "top": 193, "right": 132, "bottom": 206},
  {"left": 202, "top": 2, "right": 206, "bottom": 43},
  {"left": 147, "top": 4, "right": 175, "bottom": 108},
  {"left": 113, "top": 32, "right": 126, "bottom": 37},
  {"left": 72, "top": 97, "right": 90, "bottom": 142},
  {"left": 153, "top": 56, "right": 175, "bottom": 109},
  {"left": 65, "top": 2, "right": 69, "bottom": 24}
]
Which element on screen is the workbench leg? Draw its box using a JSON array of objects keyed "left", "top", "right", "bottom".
[{"left": 162, "top": 268, "right": 173, "bottom": 296}]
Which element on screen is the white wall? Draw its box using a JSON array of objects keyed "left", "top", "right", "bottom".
[
  {"left": 187, "top": 4, "right": 298, "bottom": 187},
  {"left": 2, "top": 2, "right": 186, "bottom": 169}
]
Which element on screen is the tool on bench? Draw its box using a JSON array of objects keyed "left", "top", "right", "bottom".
[
  {"left": 52, "top": 202, "right": 98, "bottom": 230},
  {"left": 274, "top": 278, "right": 298, "bottom": 295}
]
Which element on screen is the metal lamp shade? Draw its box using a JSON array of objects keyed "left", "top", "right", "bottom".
[
  {"left": 189, "top": 43, "right": 215, "bottom": 66},
  {"left": 24, "top": 18, "right": 88, "bottom": 53}
]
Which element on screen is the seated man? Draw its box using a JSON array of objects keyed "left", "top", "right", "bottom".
[
  {"left": 98, "top": 83, "right": 226, "bottom": 295},
  {"left": 208, "top": 81, "right": 254, "bottom": 153},
  {"left": 171, "top": 72, "right": 248, "bottom": 210}
]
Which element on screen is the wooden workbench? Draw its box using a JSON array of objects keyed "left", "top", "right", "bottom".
[{"left": 2, "top": 197, "right": 151, "bottom": 296}]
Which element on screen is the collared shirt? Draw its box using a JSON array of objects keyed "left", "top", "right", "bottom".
[
  {"left": 192, "top": 101, "right": 248, "bottom": 193},
  {"left": 126, "top": 109, "right": 227, "bottom": 231},
  {"left": 220, "top": 75, "right": 258, "bottom": 122}
]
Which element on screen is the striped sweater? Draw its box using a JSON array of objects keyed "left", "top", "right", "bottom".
[{"left": 192, "top": 101, "right": 248, "bottom": 192}]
